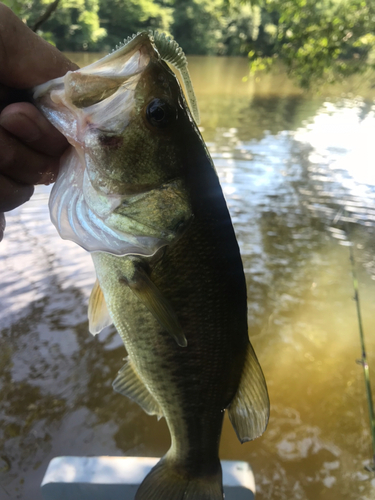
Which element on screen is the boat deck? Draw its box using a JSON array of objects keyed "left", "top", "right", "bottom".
[{"left": 41, "top": 456, "right": 256, "bottom": 499}]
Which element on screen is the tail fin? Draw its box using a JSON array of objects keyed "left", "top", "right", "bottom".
[{"left": 135, "top": 456, "right": 223, "bottom": 500}]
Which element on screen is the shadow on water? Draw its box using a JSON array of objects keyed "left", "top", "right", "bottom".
[{"left": 1, "top": 55, "right": 375, "bottom": 499}]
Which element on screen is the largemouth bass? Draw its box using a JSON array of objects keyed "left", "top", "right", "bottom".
[{"left": 33, "top": 32, "right": 269, "bottom": 500}]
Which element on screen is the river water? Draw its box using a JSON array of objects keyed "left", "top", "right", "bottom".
[{"left": 1, "top": 55, "right": 375, "bottom": 500}]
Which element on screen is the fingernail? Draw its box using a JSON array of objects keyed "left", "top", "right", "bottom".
[
  {"left": 0, "top": 111, "right": 42, "bottom": 143},
  {"left": 38, "top": 163, "right": 59, "bottom": 185}
]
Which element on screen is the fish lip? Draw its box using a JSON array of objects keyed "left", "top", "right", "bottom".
[
  {"left": 115, "top": 178, "right": 188, "bottom": 201},
  {"left": 92, "top": 211, "right": 193, "bottom": 258},
  {"left": 32, "top": 34, "right": 158, "bottom": 140},
  {"left": 33, "top": 33, "right": 157, "bottom": 100},
  {"left": 90, "top": 241, "right": 169, "bottom": 258},
  {"left": 118, "top": 213, "right": 193, "bottom": 243}
]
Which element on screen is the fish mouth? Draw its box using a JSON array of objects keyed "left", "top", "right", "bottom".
[
  {"left": 33, "top": 33, "right": 158, "bottom": 146},
  {"left": 33, "top": 32, "right": 155, "bottom": 105}
]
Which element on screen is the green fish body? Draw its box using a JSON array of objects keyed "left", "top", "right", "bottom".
[{"left": 33, "top": 32, "right": 269, "bottom": 500}]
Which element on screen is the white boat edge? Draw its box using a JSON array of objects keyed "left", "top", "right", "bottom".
[{"left": 41, "top": 456, "right": 256, "bottom": 500}]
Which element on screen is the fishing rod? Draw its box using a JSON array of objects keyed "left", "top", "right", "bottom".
[{"left": 342, "top": 213, "right": 375, "bottom": 473}]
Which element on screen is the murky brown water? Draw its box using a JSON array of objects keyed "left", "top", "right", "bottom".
[{"left": 1, "top": 55, "right": 375, "bottom": 499}]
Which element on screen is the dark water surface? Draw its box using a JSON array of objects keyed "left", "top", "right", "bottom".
[{"left": 1, "top": 55, "right": 375, "bottom": 499}]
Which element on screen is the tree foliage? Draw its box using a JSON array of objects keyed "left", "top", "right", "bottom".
[
  {"left": 3, "top": 0, "right": 375, "bottom": 87},
  {"left": 3, "top": 0, "right": 106, "bottom": 49},
  {"left": 250, "top": 0, "right": 375, "bottom": 87},
  {"left": 98, "top": 0, "right": 172, "bottom": 49}
]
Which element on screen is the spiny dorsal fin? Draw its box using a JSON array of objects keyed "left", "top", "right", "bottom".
[
  {"left": 228, "top": 343, "right": 269, "bottom": 443},
  {"left": 88, "top": 279, "right": 113, "bottom": 335},
  {"left": 113, "top": 357, "right": 163, "bottom": 420},
  {"left": 124, "top": 262, "right": 187, "bottom": 348},
  {"left": 112, "top": 32, "right": 139, "bottom": 52}
]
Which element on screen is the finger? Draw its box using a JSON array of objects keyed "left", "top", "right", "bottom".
[
  {"left": 0, "top": 102, "right": 69, "bottom": 156},
  {"left": 0, "top": 4, "right": 78, "bottom": 88},
  {"left": 0, "top": 174, "right": 34, "bottom": 212},
  {"left": 0, "top": 126, "right": 60, "bottom": 185},
  {"left": 0, "top": 212, "right": 5, "bottom": 241},
  {"left": 0, "top": 83, "right": 32, "bottom": 113}
]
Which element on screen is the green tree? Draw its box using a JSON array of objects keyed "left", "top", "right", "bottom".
[
  {"left": 98, "top": 0, "right": 172, "bottom": 49},
  {"left": 3, "top": 0, "right": 106, "bottom": 50},
  {"left": 172, "top": 0, "right": 227, "bottom": 55},
  {"left": 250, "top": 0, "right": 375, "bottom": 88},
  {"left": 222, "top": 3, "right": 262, "bottom": 55},
  {"left": 3, "top": 0, "right": 375, "bottom": 86},
  {"left": 2, "top": 0, "right": 25, "bottom": 16}
]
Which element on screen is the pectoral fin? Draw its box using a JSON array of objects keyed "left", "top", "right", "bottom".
[
  {"left": 228, "top": 343, "right": 270, "bottom": 443},
  {"left": 124, "top": 264, "right": 187, "bottom": 348},
  {"left": 88, "top": 279, "right": 113, "bottom": 335},
  {"left": 113, "top": 357, "right": 163, "bottom": 420}
]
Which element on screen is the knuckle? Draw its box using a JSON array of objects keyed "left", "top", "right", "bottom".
[
  {"left": 0, "top": 141, "right": 16, "bottom": 170},
  {"left": 0, "top": 4, "right": 11, "bottom": 26},
  {"left": 0, "top": 177, "right": 34, "bottom": 212},
  {"left": 0, "top": 5, "right": 12, "bottom": 63}
]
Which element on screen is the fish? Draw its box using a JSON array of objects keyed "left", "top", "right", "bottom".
[{"left": 33, "top": 32, "right": 269, "bottom": 500}]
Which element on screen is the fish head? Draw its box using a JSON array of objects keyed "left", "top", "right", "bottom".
[{"left": 33, "top": 32, "right": 196, "bottom": 257}]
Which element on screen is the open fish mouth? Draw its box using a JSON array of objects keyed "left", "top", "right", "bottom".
[
  {"left": 33, "top": 30, "right": 199, "bottom": 144},
  {"left": 33, "top": 33, "right": 155, "bottom": 146}
]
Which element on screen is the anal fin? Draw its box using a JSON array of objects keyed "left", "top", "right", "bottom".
[
  {"left": 228, "top": 343, "right": 270, "bottom": 443},
  {"left": 88, "top": 279, "right": 113, "bottom": 335},
  {"left": 113, "top": 357, "right": 163, "bottom": 420}
]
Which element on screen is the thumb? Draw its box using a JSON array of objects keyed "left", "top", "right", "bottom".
[{"left": 0, "top": 4, "right": 77, "bottom": 88}]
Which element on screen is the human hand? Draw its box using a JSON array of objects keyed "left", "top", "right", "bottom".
[{"left": 0, "top": 3, "right": 78, "bottom": 241}]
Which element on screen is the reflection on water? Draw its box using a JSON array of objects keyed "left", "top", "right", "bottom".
[{"left": 1, "top": 55, "right": 375, "bottom": 499}]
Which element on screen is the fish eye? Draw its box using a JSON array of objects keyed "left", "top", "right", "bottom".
[{"left": 146, "top": 98, "right": 177, "bottom": 128}]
